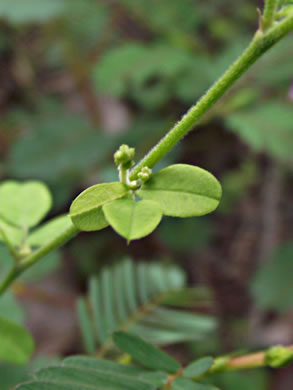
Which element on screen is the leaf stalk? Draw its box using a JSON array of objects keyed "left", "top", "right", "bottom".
[{"left": 0, "top": 223, "right": 79, "bottom": 296}]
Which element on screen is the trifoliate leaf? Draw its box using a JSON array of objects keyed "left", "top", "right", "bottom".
[
  {"left": 138, "top": 164, "right": 221, "bottom": 217},
  {"left": 0, "top": 181, "right": 52, "bottom": 228},
  {"left": 102, "top": 198, "right": 162, "bottom": 241},
  {"left": 113, "top": 331, "right": 180, "bottom": 373},
  {"left": 70, "top": 183, "right": 128, "bottom": 231}
]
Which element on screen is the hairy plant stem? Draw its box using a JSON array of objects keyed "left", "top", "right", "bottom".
[
  {"left": 263, "top": 0, "right": 279, "bottom": 30},
  {"left": 0, "top": 223, "right": 79, "bottom": 296},
  {"left": 129, "top": 13, "right": 293, "bottom": 181}
]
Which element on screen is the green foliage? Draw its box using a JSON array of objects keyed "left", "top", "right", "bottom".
[
  {"left": 0, "top": 181, "right": 52, "bottom": 229},
  {"left": 103, "top": 198, "right": 163, "bottom": 242},
  {"left": 27, "top": 215, "right": 72, "bottom": 247},
  {"left": 94, "top": 43, "right": 194, "bottom": 109},
  {"left": 1, "top": 363, "right": 31, "bottom": 390},
  {"left": 16, "top": 347, "right": 219, "bottom": 390},
  {"left": 121, "top": 0, "right": 202, "bottom": 34},
  {"left": 226, "top": 103, "right": 293, "bottom": 161},
  {"left": 1, "top": 357, "right": 61, "bottom": 390},
  {"left": 183, "top": 357, "right": 214, "bottom": 379},
  {"left": 77, "top": 259, "right": 216, "bottom": 354},
  {"left": 1, "top": 1, "right": 293, "bottom": 387},
  {"left": 62, "top": 0, "right": 110, "bottom": 52},
  {"left": 138, "top": 164, "right": 222, "bottom": 217},
  {"left": 205, "top": 370, "right": 269, "bottom": 390},
  {"left": 0, "top": 317, "right": 34, "bottom": 364},
  {"left": 16, "top": 355, "right": 170, "bottom": 390},
  {"left": 70, "top": 162, "right": 221, "bottom": 241},
  {"left": 70, "top": 183, "right": 128, "bottom": 231},
  {"left": 6, "top": 100, "right": 114, "bottom": 189},
  {"left": 114, "top": 331, "right": 180, "bottom": 373},
  {"left": 0, "top": 0, "right": 66, "bottom": 24},
  {"left": 251, "top": 243, "right": 293, "bottom": 312},
  {"left": 172, "top": 378, "right": 218, "bottom": 390},
  {"left": 0, "top": 219, "right": 25, "bottom": 247},
  {"left": 0, "top": 179, "right": 70, "bottom": 261}
]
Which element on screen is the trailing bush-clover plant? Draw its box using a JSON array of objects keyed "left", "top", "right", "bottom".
[{"left": 1, "top": 1, "right": 293, "bottom": 388}]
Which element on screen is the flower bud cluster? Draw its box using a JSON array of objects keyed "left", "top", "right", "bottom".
[
  {"left": 114, "top": 144, "right": 135, "bottom": 169},
  {"left": 137, "top": 167, "right": 152, "bottom": 182}
]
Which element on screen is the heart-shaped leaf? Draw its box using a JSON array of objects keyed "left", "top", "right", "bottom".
[
  {"left": 0, "top": 180, "right": 52, "bottom": 228},
  {"left": 113, "top": 331, "right": 180, "bottom": 374},
  {"left": 103, "top": 198, "right": 162, "bottom": 241},
  {"left": 138, "top": 164, "right": 221, "bottom": 217},
  {"left": 28, "top": 215, "right": 72, "bottom": 247},
  {"left": 70, "top": 182, "right": 128, "bottom": 231},
  {"left": 0, "top": 316, "right": 34, "bottom": 364}
]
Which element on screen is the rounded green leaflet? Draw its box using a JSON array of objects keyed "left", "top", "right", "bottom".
[
  {"left": 0, "top": 316, "right": 34, "bottom": 364},
  {"left": 70, "top": 182, "right": 128, "bottom": 231},
  {"left": 0, "top": 180, "right": 52, "bottom": 228},
  {"left": 138, "top": 164, "right": 222, "bottom": 217},
  {"left": 102, "top": 198, "right": 162, "bottom": 241}
]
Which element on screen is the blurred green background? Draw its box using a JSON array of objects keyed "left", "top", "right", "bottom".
[{"left": 0, "top": 0, "right": 293, "bottom": 389}]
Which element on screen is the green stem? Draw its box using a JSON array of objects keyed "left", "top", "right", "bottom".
[
  {"left": 0, "top": 223, "right": 79, "bottom": 296},
  {"left": 263, "top": 0, "right": 279, "bottom": 29},
  {"left": 119, "top": 165, "right": 128, "bottom": 185},
  {"left": 209, "top": 345, "right": 293, "bottom": 374},
  {"left": 129, "top": 13, "right": 293, "bottom": 181}
]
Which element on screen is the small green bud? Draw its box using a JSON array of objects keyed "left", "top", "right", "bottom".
[
  {"left": 137, "top": 167, "right": 152, "bottom": 182},
  {"left": 128, "top": 180, "right": 140, "bottom": 190},
  {"left": 265, "top": 346, "right": 293, "bottom": 368},
  {"left": 114, "top": 144, "right": 135, "bottom": 167}
]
